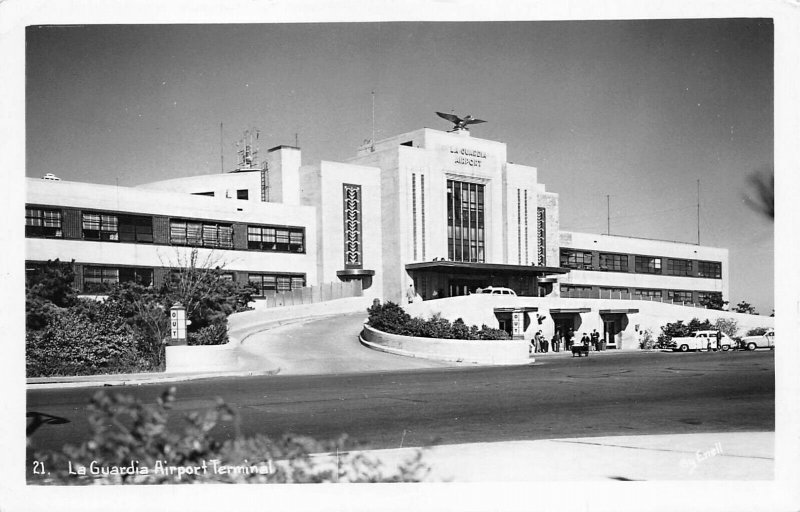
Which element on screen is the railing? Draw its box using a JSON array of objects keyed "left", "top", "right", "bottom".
[
  {"left": 259, "top": 280, "right": 363, "bottom": 308},
  {"left": 559, "top": 289, "right": 709, "bottom": 309}
]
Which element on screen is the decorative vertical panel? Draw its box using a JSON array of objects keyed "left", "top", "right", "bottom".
[
  {"left": 524, "top": 190, "right": 529, "bottom": 264},
  {"left": 421, "top": 174, "right": 426, "bottom": 260},
  {"left": 537, "top": 207, "right": 546, "bottom": 266},
  {"left": 412, "top": 174, "right": 417, "bottom": 260},
  {"left": 517, "top": 189, "right": 521, "bottom": 264},
  {"left": 343, "top": 184, "right": 362, "bottom": 269}
]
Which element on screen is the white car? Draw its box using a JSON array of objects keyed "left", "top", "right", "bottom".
[
  {"left": 740, "top": 329, "right": 775, "bottom": 351},
  {"left": 669, "top": 330, "right": 734, "bottom": 352},
  {"left": 479, "top": 286, "right": 517, "bottom": 296}
]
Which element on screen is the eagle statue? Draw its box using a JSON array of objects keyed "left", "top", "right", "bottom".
[{"left": 436, "top": 112, "right": 486, "bottom": 132}]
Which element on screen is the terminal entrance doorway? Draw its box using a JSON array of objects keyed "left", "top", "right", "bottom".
[
  {"left": 448, "top": 278, "right": 487, "bottom": 297},
  {"left": 603, "top": 319, "right": 619, "bottom": 349}
]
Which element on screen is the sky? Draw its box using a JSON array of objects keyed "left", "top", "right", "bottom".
[{"left": 25, "top": 19, "right": 775, "bottom": 313}]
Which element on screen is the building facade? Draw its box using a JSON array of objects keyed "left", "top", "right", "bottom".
[{"left": 25, "top": 123, "right": 731, "bottom": 330}]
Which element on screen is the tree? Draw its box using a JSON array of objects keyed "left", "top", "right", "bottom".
[
  {"left": 732, "top": 300, "right": 758, "bottom": 315},
  {"left": 714, "top": 317, "right": 739, "bottom": 339},
  {"left": 699, "top": 294, "right": 727, "bottom": 311},
  {"left": 26, "top": 259, "right": 78, "bottom": 330}
]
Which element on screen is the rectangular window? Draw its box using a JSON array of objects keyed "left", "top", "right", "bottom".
[
  {"left": 561, "top": 284, "right": 593, "bottom": 298},
  {"left": 634, "top": 255, "right": 662, "bottom": 274},
  {"left": 599, "top": 287, "right": 629, "bottom": 298},
  {"left": 560, "top": 249, "right": 593, "bottom": 270},
  {"left": 247, "top": 225, "right": 304, "bottom": 252},
  {"left": 237, "top": 189, "right": 249, "bottom": 200},
  {"left": 83, "top": 266, "right": 119, "bottom": 293},
  {"left": 668, "top": 290, "right": 693, "bottom": 303},
  {"left": 82, "top": 213, "right": 119, "bottom": 241},
  {"left": 170, "top": 219, "right": 233, "bottom": 249},
  {"left": 634, "top": 288, "right": 662, "bottom": 300},
  {"left": 247, "top": 273, "right": 305, "bottom": 296},
  {"left": 447, "top": 180, "right": 485, "bottom": 263},
  {"left": 83, "top": 266, "right": 154, "bottom": 293},
  {"left": 698, "top": 261, "right": 722, "bottom": 279},
  {"left": 667, "top": 258, "right": 692, "bottom": 276},
  {"left": 599, "top": 253, "right": 628, "bottom": 272},
  {"left": 118, "top": 214, "right": 154, "bottom": 243},
  {"left": 25, "top": 207, "right": 63, "bottom": 238}
]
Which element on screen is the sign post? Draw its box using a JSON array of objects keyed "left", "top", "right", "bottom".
[{"left": 170, "top": 302, "right": 187, "bottom": 346}]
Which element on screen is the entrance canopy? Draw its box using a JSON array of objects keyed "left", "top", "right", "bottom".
[
  {"left": 406, "top": 261, "right": 569, "bottom": 276},
  {"left": 406, "top": 261, "right": 569, "bottom": 299}
]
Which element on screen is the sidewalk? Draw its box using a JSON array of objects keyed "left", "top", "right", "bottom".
[{"left": 321, "top": 431, "right": 774, "bottom": 481}]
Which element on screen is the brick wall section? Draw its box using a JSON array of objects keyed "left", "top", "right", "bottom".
[
  {"left": 152, "top": 216, "right": 171, "bottom": 245},
  {"left": 62, "top": 208, "right": 83, "bottom": 239},
  {"left": 233, "top": 223, "right": 248, "bottom": 250}
]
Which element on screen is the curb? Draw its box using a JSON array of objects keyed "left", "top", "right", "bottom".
[
  {"left": 358, "top": 332, "right": 535, "bottom": 366},
  {"left": 26, "top": 368, "right": 282, "bottom": 390}
]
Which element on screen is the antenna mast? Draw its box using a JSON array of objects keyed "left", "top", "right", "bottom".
[
  {"left": 235, "top": 128, "right": 260, "bottom": 171},
  {"left": 606, "top": 195, "right": 610, "bottom": 235},
  {"left": 371, "top": 90, "right": 375, "bottom": 152}
]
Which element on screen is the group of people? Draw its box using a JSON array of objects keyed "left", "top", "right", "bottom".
[{"left": 529, "top": 328, "right": 604, "bottom": 354}]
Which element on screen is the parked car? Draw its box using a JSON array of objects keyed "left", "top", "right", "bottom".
[
  {"left": 667, "top": 330, "right": 734, "bottom": 352},
  {"left": 739, "top": 329, "right": 775, "bottom": 351},
  {"left": 478, "top": 286, "right": 517, "bottom": 296}
]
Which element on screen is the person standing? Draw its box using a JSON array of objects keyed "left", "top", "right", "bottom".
[
  {"left": 566, "top": 328, "right": 575, "bottom": 351},
  {"left": 591, "top": 329, "right": 600, "bottom": 351},
  {"left": 552, "top": 332, "right": 560, "bottom": 352},
  {"left": 542, "top": 333, "right": 549, "bottom": 353},
  {"left": 716, "top": 330, "right": 722, "bottom": 351}
]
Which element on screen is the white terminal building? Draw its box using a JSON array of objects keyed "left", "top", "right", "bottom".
[{"left": 28, "top": 118, "right": 760, "bottom": 349}]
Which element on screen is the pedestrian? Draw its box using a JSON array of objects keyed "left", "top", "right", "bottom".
[
  {"left": 591, "top": 329, "right": 600, "bottom": 351},
  {"left": 540, "top": 331, "right": 548, "bottom": 353},
  {"left": 581, "top": 332, "right": 590, "bottom": 348},
  {"left": 716, "top": 330, "right": 722, "bottom": 351},
  {"left": 534, "top": 330, "right": 543, "bottom": 353},
  {"left": 406, "top": 283, "right": 416, "bottom": 304},
  {"left": 551, "top": 333, "right": 559, "bottom": 352},
  {"left": 567, "top": 328, "right": 575, "bottom": 350}
]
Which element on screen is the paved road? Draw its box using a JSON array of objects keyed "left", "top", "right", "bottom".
[
  {"left": 235, "top": 312, "right": 451, "bottom": 374},
  {"left": 27, "top": 350, "right": 774, "bottom": 457}
]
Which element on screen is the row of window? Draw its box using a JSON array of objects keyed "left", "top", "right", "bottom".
[
  {"left": 561, "top": 285, "right": 722, "bottom": 304},
  {"left": 25, "top": 206, "right": 305, "bottom": 253},
  {"left": 74, "top": 264, "right": 306, "bottom": 296},
  {"left": 560, "top": 249, "right": 722, "bottom": 279}
]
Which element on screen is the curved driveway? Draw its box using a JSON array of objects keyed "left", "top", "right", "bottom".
[{"left": 236, "top": 312, "right": 452, "bottom": 375}]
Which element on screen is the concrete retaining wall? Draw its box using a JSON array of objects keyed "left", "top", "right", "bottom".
[
  {"left": 165, "top": 343, "right": 239, "bottom": 373},
  {"left": 361, "top": 324, "right": 528, "bottom": 365}
]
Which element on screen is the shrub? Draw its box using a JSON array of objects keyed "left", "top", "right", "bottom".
[
  {"left": 367, "top": 301, "right": 411, "bottom": 333},
  {"left": 639, "top": 329, "right": 656, "bottom": 349},
  {"left": 477, "top": 325, "right": 510, "bottom": 340},
  {"left": 367, "top": 302, "right": 510, "bottom": 340},
  {"left": 188, "top": 320, "right": 229, "bottom": 346},
  {"left": 31, "top": 388, "right": 430, "bottom": 484},
  {"left": 26, "top": 301, "right": 143, "bottom": 377}
]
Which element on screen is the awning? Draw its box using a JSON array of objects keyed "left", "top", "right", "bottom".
[
  {"left": 406, "top": 261, "right": 570, "bottom": 275},
  {"left": 549, "top": 308, "right": 591, "bottom": 314},
  {"left": 493, "top": 307, "right": 539, "bottom": 313},
  {"left": 336, "top": 269, "right": 375, "bottom": 277},
  {"left": 600, "top": 308, "right": 640, "bottom": 314}
]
